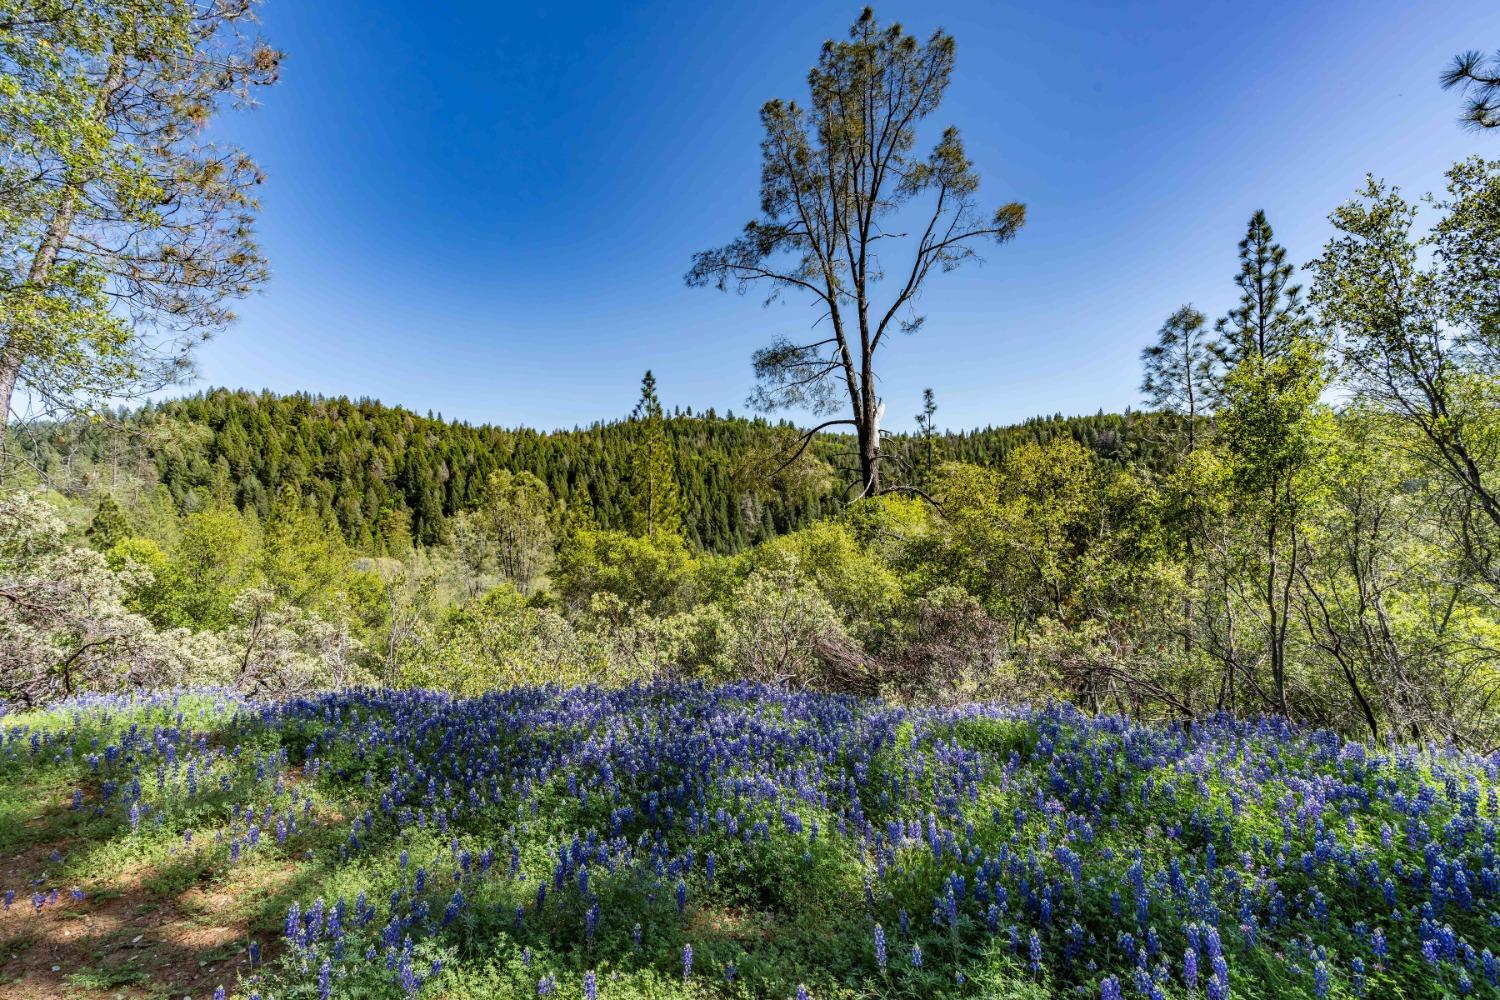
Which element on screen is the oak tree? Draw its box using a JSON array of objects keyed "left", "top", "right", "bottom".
[{"left": 0, "top": 1, "right": 279, "bottom": 439}]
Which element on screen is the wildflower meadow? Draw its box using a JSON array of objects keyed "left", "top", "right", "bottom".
[{"left": 2, "top": 684, "right": 1498, "bottom": 998}]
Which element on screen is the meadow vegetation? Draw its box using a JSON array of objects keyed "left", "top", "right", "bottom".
[{"left": 4, "top": 685, "right": 1498, "bottom": 999}]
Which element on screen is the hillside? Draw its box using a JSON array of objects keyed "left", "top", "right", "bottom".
[{"left": 16, "top": 388, "right": 1187, "bottom": 553}]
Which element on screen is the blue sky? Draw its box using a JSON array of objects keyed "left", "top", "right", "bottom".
[{"left": 196, "top": 0, "right": 1500, "bottom": 433}]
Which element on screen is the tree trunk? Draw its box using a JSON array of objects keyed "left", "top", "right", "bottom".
[
  {"left": 858, "top": 397, "right": 882, "bottom": 496},
  {"left": 1266, "top": 519, "right": 1289, "bottom": 718},
  {"left": 0, "top": 358, "right": 18, "bottom": 460}
]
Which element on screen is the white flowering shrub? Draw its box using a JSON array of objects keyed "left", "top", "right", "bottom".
[
  {"left": 0, "top": 492, "right": 367, "bottom": 708},
  {"left": 0, "top": 491, "right": 231, "bottom": 708}
]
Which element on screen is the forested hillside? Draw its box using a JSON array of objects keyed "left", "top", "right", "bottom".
[{"left": 14, "top": 388, "right": 1186, "bottom": 552}]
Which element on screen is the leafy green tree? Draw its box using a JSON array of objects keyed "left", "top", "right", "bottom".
[
  {"left": 628, "top": 371, "right": 682, "bottom": 539},
  {"left": 258, "top": 485, "right": 349, "bottom": 611},
  {"left": 1311, "top": 160, "right": 1500, "bottom": 585},
  {"left": 1217, "top": 339, "right": 1329, "bottom": 716},
  {"left": 736, "top": 519, "right": 902, "bottom": 640},
  {"left": 480, "top": 469, "right": 556, "bottom": 595},
  {"left": 555, "top": 528, "right": 695, "bottom": 615},
  {"left": 1194, "top": 211, "right": 1328, "bottom": 718},
  {"left": 396, "top": 585, "right": 602, "bottom": 695},
  {"left": 686, "top": 8, "right": 1025, "bottom": 496},
  {"left": 85, "top": 493, "right": 129, "bottom": 551},
  {"left": 447, "top": 510, "right": 492, "bottom": 598},
  {"left": 0, "top": 1, "right": 280, "bottom": 435},
  {"left": 170, "top": 507, "right": 257, "bottom": 628}
]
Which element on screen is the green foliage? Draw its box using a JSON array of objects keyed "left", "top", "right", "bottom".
[
  {"left": 735, "top": 520, "right": 903, "bottom": 637},
  {"left": 555, "top": 528, "right": 697, "bottom": 615},
  {"left": 0, "top": 0, "right": 279, "bottom": 428},
  {"left": 396, "top": 585, "right": 611, "bottom": 694},
  {"left": 15, "top": 390, "right": 1189, "bottom": 559},
  {"left": 628, "top": 371, "right": 683, "bottom": 540},
  {"left": 84, "top": 493, "right": 128, "bottom": 550},
  {"left": 949, "top": 717, "right": 1037, "bottom": 761}
]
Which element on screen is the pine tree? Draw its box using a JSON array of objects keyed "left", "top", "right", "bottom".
[
  {"left": 916, "top": 389, "right": 941, "bottom": 479},
  {"left": 1210, "top": 211, "right": 1309, "bottom": 380},
  {"left": 628, "top": 371, "right": 683, "bottom": 539},
  {"left": 1140, "top": 306, "right": 1211, "bottom": 450},
  {"left": 686, "top": 9, "right": 1025, "bottom": 496},
  {"left": 564, "top": 481, "right": 597, "bottom": 535},
  {"left": 1441, "top": 50, "right": 1500, "bottom": 130},
  {"left": 1212, "top": 211, "right": 1327, "bottom": 719}
]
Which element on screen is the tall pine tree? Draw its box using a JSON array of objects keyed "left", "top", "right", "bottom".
[
  {"left": 1210, "top": 211, "right": 1308, "bottom": 379},
  {"left": 86, "top": 494, "right": 130, "bottom": 551},
  {"left": 628, "top": 372, "right": 683, "bottom": 539},
  {"left": 1212, "top": 211, "right": 1327, "bottom": 718},
  {"left": 916, "top": 389, "right": 940, "bottom": 479},
  {"left": 1140, "top": 306, "right": 1211, "bottom": 451}
]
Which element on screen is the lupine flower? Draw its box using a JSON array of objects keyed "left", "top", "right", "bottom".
[
  {"left": 683, "top": 942, "right": 693, "bottom": 980},
  {"left": 284, "top": 901, "right": 302, "bottom": 949},
  {"left": 29, "top": 678, "right": 1499, "bottom": 1000}
]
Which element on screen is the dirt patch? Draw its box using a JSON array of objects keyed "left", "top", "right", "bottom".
[
  {"left": 0, "top": 849, "right": 279, "bottom": 1000},
  {"left": 685, "top": 904, "right": 780, "bottom": 943}
]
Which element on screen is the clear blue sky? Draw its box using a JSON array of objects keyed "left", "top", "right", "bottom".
[{"left": 194, "top": 0, "right": 1500, "bottom": 433}]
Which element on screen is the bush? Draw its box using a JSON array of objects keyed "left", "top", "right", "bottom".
[
  {"left": 554, "top": 529, "right": 696, "bottom": 615},
  {"left": 397, "top": 585, "right": 609, "bottom": 693},
  {"left": 710, "top": 567, "right": 866, "bottom": 688}
]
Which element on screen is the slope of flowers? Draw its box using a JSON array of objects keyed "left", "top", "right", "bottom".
[{"left": 3, "top": 684, "right": 1499, "bottom": 999}]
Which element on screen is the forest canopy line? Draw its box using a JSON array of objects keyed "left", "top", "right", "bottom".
[{"left": 12, "top": 387, "right": 1185, "bottom": 552}]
